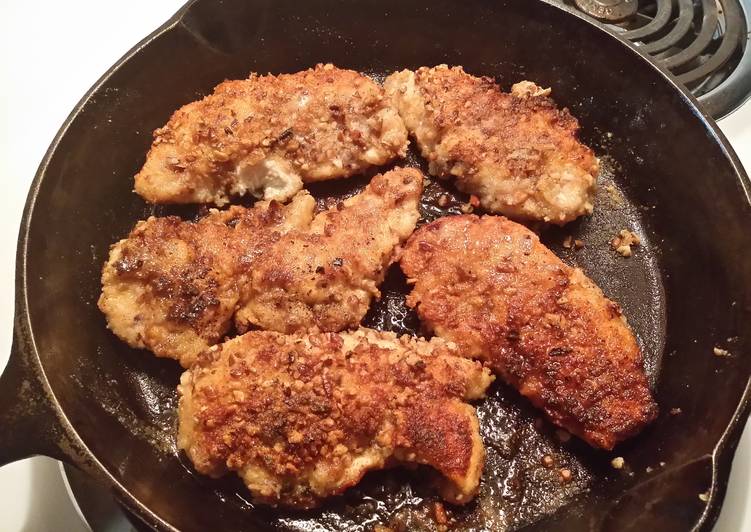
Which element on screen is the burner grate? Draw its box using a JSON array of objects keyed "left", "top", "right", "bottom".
[{"left": 565, "top": 0, "right": 751, "bottom": 118}]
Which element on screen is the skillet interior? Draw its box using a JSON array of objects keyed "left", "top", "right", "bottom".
[{"left": 20, "top": 0, "right": 751, "bottom": 530}]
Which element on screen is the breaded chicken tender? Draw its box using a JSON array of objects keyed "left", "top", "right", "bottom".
[
  {"left": 384, "top": 65, "right": 599, "bottom": 224},
  {"left": 135, "top": 64, "right": 408, "bottom": 205},
  {"left": 99, "top": 193, "right": 315, "bottom": 367},
  {"left": 400, "top": 215, "right": 657, "bottom": 449},
  {"left": 101, "top": 168, "right": 422, "bottom": 365},
  {"left": 178, "top": 328, "right": 493, "bottom": 507},
  {"left": 235, "top": 167, "right": 423, "bottom": 333}
]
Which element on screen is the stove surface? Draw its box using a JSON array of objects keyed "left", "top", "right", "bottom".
[
  {"left": 564, "top": 0, "right": 751, "bottom": 117},
  {"left": 0, "top": 1, "right": 748, "bottom": 531}
]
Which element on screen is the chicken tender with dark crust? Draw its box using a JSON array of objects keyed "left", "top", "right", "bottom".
[
  {"left": 384, "top": 65, "right": 599, "bottom": 224},
  {"left": 400, "top": 215, "right": 657, "bottom": 449},
  {"left": 235, "top": 167, "right": 423, "bottom": 334},
  {"left": 98, "top": 193, "right": 315, "bottom": 367},
  {"left": 178, "top": 328, "right": 493, "bottom": 508},
  {"left": 136, "top": 64, "right": 409, "bottom": 205}
]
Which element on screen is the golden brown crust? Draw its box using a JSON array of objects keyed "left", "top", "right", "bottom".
[
  {"left": 177, "top": 328, "right": 493, "bottom": 508},
  {"left": 98, "top": 193, "right": 315, "bottom": 367},
  {"left": 235, "top": 167, "right": 423, "bottom": 334},
  {"left": 100, "top": 168, "right": 423, "bottom": 365},
  {"left": 384, "top": 65, "right": 598, "bottom": 224},
  {"left": 400, "top": 215, "right": 657, "bottom": 449},
  {"left": 135, "top": 64, "right": 408, "bottom": 205}
]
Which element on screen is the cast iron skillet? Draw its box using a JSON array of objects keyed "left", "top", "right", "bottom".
[{"left": 0, "top": 0, "right": 749, "bottom": 530}]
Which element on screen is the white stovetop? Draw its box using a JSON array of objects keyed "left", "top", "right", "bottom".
[{"left": 0, "top": 2, "right": 748, "bottom": 531}]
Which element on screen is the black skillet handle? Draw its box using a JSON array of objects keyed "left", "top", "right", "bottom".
[{"left": 0, "top": 332, "right": 72, "bottom": 466}]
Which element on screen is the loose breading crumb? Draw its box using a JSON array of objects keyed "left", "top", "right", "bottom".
[
  {"left": 434, "top": 502, "right": 449, "bottom": 525},
  {"left": 699, "top": 492, "right": 710, "bottom": 502},
  {"left": 559, "top": 468, "right": 573, "bottom": 483},
  {"left": 542, "top": 455, "right": 555, "bottom": 468},
  {"left": 564, "top": 236, "right": 585, "bottom": 250},
  {"left": 512, "top": 80, "right": 552, "bottom": 98},
  {"left": 646, "top": 466, "right": 654, "bottom": 473},
  {"left": 611, "top": 456, "right": 625, "bottom": 469},
  {"left": 616, "top": 245, "right": 632, "bottom": 257},
  {"left": 713, "top": 347, "right": 731, "bottom": 357},
  {"left": 604, "top": 184, "right": 624, "bottom": 206},
  {"left": 611, "top": 229, "right": 640, "bottom": 257},
  {"left": 670, "top": 407, "right": 683, "bottom": 415}
]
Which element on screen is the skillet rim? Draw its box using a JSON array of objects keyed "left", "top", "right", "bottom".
[{"left": 12, "top": 0, "right": 751, "bottom": 530}]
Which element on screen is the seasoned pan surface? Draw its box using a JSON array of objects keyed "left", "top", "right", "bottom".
[{"left": 8, "top": 0, "right": 750, "bottom": 531}]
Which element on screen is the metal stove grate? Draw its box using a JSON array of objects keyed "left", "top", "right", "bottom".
[{"left": 566, "top": 0, "right": 751, "bottom": 118}]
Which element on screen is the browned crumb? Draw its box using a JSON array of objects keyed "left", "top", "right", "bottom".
[
  {"left": 563, "top": 236, "right": 584, "bottom": 250},
  {"left": 542, "top": 455, "right": 555, "bottom": 468},
  {"left": 460, "top": 202, "right": 474, "bottom": 214},
  {"left": 611, "top": 229, "right": 640, "bottom": 257},
  {"left": 611, "top": 457, "right": 625, "bottom": 469},
  {"left": 559, "top": 468, "right": 573, "bottom": 483},
  {"left": 604, "top": 184, "right": 625, "bottom": 206},
  {"left": 713, "top": 346, "right": 731, "bottom": 357},
  {"left": 437, "top": 194, "right": 450, "bottom": 207},
  {"left": 434, "top": 501, "right": 449, "bottom": 525},
  {"left": 670, "top": 407, "right": 683, "bottom": 415}
]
